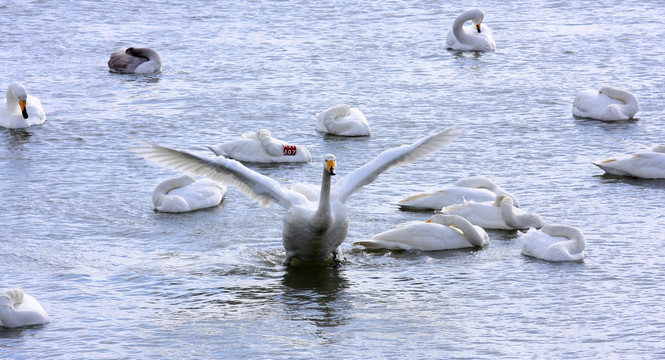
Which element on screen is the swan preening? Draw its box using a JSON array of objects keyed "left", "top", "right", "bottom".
[
  {"left": 439, "top": 194, "right": 544, "bottom": 230},
  {"left": 398, "top": 176, "right": 519, "bottom": 211},
  {"left": 0, "top": 288, "right": 50, "bottom": 328},
  {"left": 153, "top": 174, "right": 227, "bottom": 213},
  {"left": 520, "top": 224, "right": 586, "bottom": 261},
  {"left": 572, "top": 86, "right": 639, "bottom": 121},
  {"left": 1, "top": 82, "right": 46, "bottom": 129},
  {"left": 592, "top": 145, "right": 665, "bottom": 179},
  {"left": 108, "top": 47, "right": 162, "bottom": 74},
  {"left": 354, "top": 214, "right": 488, "bottom": 251},
  {"left": 207, "top": 129, "right": 312, "bottom": 163},
  {"left": 315, "top": 104, "right": 371, "bottom": 136},
  {"left": 446, "top": 9, "right": 496, "bottom": 52},
  {"left": 134, "top": 128, "right": 459, "bottom": 265}
]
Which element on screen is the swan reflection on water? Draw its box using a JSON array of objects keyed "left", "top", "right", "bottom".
[{"left": 281, "top": 265, "right": 351, "bottom": 329}]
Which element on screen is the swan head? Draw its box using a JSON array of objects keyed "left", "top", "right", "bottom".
[
  {"left": 464, "top": 8, "right": 485, "bottom": 32},
  {"left": 256, "top": 128, "right": 272, "bottom": 139},
  {"left": 324, "top": 154, "right": 336, "bottom": 176},
  {"left": 8, "top": 82, "right": 29, "bottom": 119}
]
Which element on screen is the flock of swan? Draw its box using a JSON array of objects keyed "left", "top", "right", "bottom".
[{"left": 1, "top": 8, "right": 662, "bottom": 328}]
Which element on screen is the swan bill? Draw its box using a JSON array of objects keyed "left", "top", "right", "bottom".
[
  {"left": 476, "top": 23, "right": 481, "bottom": 33},
  {"left": 327, "top": 159, "right": 336, "bottom": 176},
  {"left": 19, "top": 99, "right": 28, "bottom": 119}
]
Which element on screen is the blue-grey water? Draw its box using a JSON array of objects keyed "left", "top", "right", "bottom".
[{"left": 2, "top": 0, "right": 665, "bottom": 358}]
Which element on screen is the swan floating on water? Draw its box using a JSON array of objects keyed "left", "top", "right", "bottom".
[
  {"left": 398, "top": 176, "right": 519, "bottom": 211},
  {"left": 0, "top": 288, "right": 50, "bottom": 328},
  {"left": 153, "top": 174, "right": 227, "bottom": 213},
  {"left": 354, "top": 214, "right": 488, "bottom": 251},
  {"left": 520, "top": 224, "right": 586, "bottom": 262},
  {"left": 572, "top": 86, "right": 639, "bottom": 121},
  {"left": 108, "top": 47, "right": 162, "bottom": 74},
  {"left": 134, "top": 128, "right": 459, "bottom": 265},
  {"left": 439, "top": 194, "right": 544, "bottom": 230},
  {"left": 592, "top": 145, "right": 665, "bottom": 179},
  {"left": 207, "top": 129, "right": 312, "bottom": 163},
  {"left": 315, "top": 104, "right": 371, "bottom": 136},
  {"left": 1, "top": 82, "right": 46, "bottom": 129},
  {"left": 446, "top": 9, "right": 496, "bottom": 52}
]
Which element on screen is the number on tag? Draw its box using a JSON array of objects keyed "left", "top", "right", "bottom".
[{"left": 283, "top": 145, "right": 297, "bottom": 156}]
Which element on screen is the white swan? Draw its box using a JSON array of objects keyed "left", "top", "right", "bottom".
[
  {"left": 592, "top": 145, "right": 665, "bottom": 179},
  {"left": 107, "top": 47, "right": 162, "bottom": 74},
  {"left": 207, "top": 129, "right": 312, "bottom": 163},
  {"left": 0, "top": 288, "right": 50, "bottom": 328},
  {"left": 134, "top": 128, "right": 459, "bottom": 264},
  {"left": 315, "top": 104, "right": 371, "bottom": 136},
  {"left": 152, "top": 174, "right": 227, "bottom": 213},
  {"left": 439, "top": 194, "right": 544, "bottom": 230},
  {"left": 572, "top": 86, "right": 639, "bottom": 121},
  {"left": 398, "top": 176, "right": 519, "bottom": 211},
  {"left": 353, "top": 214, "right": 488, "bottom": 251},
  {"left": 1, "top": 82, "right": 46, "bottom": 129},
  {"left": 446, "top": 9, "right": 496, "bottom": 52},
  {"left": 520, "top": 224, "right": 586, "bottom": 262}
]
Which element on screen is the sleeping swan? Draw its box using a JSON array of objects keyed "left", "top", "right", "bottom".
[
  {"left": 439, "top": 194, "right": 544, "bottom": 230},
  {"left": 572, "top": 86, "right": 639, "bottom": 121},
  {"left": 398, "top": 176, "right": 519, "bottom": 211},
  {"left": 315, "top": 104, "right": 371, "bottom": 136},
  {"left": 135, "top": 128, "right": 459, "bottom": 265},
  {"left": 153, "top": 174, "right": 226, "bottom": 213},
  {"left": 108, "top": 47, "right": 162, "bottom": 74},
  {"left": 0, "top": 287, "right": 50, "bottom": 328},
  {"left": 207, "top": 129, "right": 312, "bottom": 163},
  {"left": 353, "top": 214, "right": 488, "bottom": 251},
  {"left": 446, "top": 9, "right": 496, "bottom": 51},
  {"left": 1, "top": 82, "right": 46, "bottom": 129},
  {"left": 592, "top": 145, "right": 665, "bottom": 179},
  {"left": 520, "top": 224, "right": 586, "bottom": 262}
]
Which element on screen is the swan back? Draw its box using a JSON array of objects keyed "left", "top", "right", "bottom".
[
  {"left": 0, "top": 288, "right": 50, "bottom": 328},
  {"left": 428, "top": 214, "right": 489, "bottom": 246},
  {"left": 315, "top": 104, "right": 371, "bottom": 136},
  {"left": 520, "top": 224, "right": 585, "bottom": 261},
  {"left": 573, "top": 86, "right": 638, "bottom": 121},
  {"left": 108, "top": 47, "right": 162, "bottom": 74},
  {"left": 152, "top": 175, "right": 226, "bottom": 213},
  {"left": 207, "top": 129, "right": 312, "bottom": 163}
]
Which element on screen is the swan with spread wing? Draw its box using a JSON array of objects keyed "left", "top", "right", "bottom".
[{"left": 134, "top": 128, "right": 459, "bottom": 265}]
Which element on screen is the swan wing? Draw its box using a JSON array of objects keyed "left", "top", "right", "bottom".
[
  {"left": 134, "top": 142, "right": 302, "bottom": 208},
  {"left": 334, "top": 128, "right": 459, "bottom": 203}
]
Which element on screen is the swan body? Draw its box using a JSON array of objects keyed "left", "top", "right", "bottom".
[
  {"left": 439, "top": 195, "right": 544, "bottom": 230},
  {"left": 1, "top": 82, "right": 46, "bottom": 129},
  {"left": 152, "top": 174, "right": 226, "bottom": 213},
  {"left": 398, "top": 176, "right": 519, "bottom": 210},
  {"left": 108, "top": 47, "right": 162, "bottom": 74},
  {"left": 520, "top": 224, "right": 586, "bottom": 261},
  {"left": 592, "top": 146, "right": 665, "bottom": 179},
  {"left": 0, "top": 288, "right": 50, "bottom": 328},
  {"left": 135, "top": 128, "right": 459, "bottom": 264},
  {"left": 572, "top": 86, "right": 639, "bottom": 121},
  {"left": 446, "top": 9, "right": 496, "bottom": 51},
  {"left": 354, "top": 214, "right": 488, "bottom": 251},
  {"left": 315, "top": 104, "right": 371, "bottom": 136},
  {"left": 207, "top": 129, "right": 312, "bottom": 163}
]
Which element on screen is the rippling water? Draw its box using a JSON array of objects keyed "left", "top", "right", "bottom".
[{"left": 2, "top": 0, "right": 665, "bottom": 358}]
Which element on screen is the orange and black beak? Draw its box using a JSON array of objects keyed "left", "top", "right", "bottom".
[
  {"left": 327, "top": 159, "right": 336, "bottom": 176},
  {"left": 476, "top": 23, "right": 482, "bottom": 33},
  {"left": 19, "top": 99, "right": 28, "bottom": 119}
]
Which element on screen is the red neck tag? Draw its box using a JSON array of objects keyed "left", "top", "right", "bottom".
[{"left": 283, "top": 145, "right": 297, "bottom": 156}]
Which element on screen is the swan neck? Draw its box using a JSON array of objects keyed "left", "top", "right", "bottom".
[
  {"left": 314, "top": 168, "right": 333, "bottom": 224},
  {"left": 453, "top": 11, "right": 478, "bottom": 45},
  {"left": 547, "top": 225, "right": 586, "bottom": 254},
  {"left": 436, "top": 215, "right": 486, "bottom": 246}
]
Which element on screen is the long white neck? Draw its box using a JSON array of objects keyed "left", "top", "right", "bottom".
[
  {"left": 544, "top": 224, "right": 586, "bottom": 255},
  {"left": 453, "top": 9, "right": 482, "bottom": 45},
  {"left": 602, "top": 87, "right": 639, "bottom": 115},
  {"left": 313, "top": 168, "right": 333, "bottom": 232},
  {"left": 6, "top": 84, "right": 21, "bottom": 113},
  {"left": 499, "top": 196, "right": 544, "bottom": 229},
  {"left": 318, "top": 104, "right": 351, "bottom": 126},
  {"left": 429, "top": 214, "right": 487, "bottom": 246}
]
